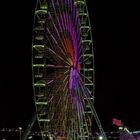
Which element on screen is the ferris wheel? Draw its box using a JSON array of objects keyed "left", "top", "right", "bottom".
[{"left": 32, "top": 0, "right": 107, "bottom": 139}]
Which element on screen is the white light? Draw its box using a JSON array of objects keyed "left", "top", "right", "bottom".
[
  {"left": 18, "top": 127, "right": 22, "bottom": 130},
  {"left": 98, "top": 135, "right": 103, "bottom": 140},
  {"left": 28, "top": 136, "right": 32, "bottom": 139},
  {"left": 119, "top": 126, "right": 123, "bottom": 130},
  {"left": 124, "top": 127, "right": 130, "bottom": 133},
  {"left": 49, "top": 136, "right": 53, "bottom": 140}
]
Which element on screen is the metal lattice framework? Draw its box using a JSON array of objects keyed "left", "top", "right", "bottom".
[{"left": 32, "top": 0, "right": 107, "bottom": 139}]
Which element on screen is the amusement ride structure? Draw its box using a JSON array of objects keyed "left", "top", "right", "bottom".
[{"left": 31, "top": 0, "right": 107, "bottom": 139}]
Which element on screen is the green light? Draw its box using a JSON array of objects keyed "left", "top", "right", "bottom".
[
  {"left": 40, "top": 2, "right": 48, "bottom": 10},
  {"left": 35, "top": 102, "right": 47, "bottom": 105},
  {"left": 34, "top": 83, "right": 45, "bottom": 86},
  {"left": 35, "top": 10, "right": 47, "bottom": 14},
  {"left": 33, "top": 64, "right": 45, "bottom": 67},
  {"left": 38, "top": 119, "right": 50, "bottom": 122},
  {"left": 33, "top": 45, "right": 44, "bottom": 48}
]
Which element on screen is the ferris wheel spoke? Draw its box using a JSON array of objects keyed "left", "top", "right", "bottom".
[
  {"left": 68, "top": 76, "right": 86, "bottom": 136},
  {"left": 48, "top": 69, "right": 69, "bottom": 104},
  {"left": 52, "top": 0, "right": 80, "bottom": 65},
  {"left": 77, "top": 76, "right": 108, "bottom": 140},
  {"left": 46, "top": 47, "right": 70, "bottom": 66},
  {"left": 78, "top": 71, "right": 93, "bottom": 84},
  {"left": 55, "top": 0, "right": 69, "bottom": 34},
  {"left": 49, "top": 69, "right": 69, "bottom": 81},
  {"left": 63, "top": 79, "right": 69, "bottom": 92},
  {"left": 46, "top": 64, "right": 69, "bottom": 69},
  {"left": 46, "top": 49, "right": 59, "bottom": 65},
  {"left": 77, "top": 76, "right": 94, "bottom": 110},
  {"left": 48, "top": 1, "right": 74, "bottom": 63},
  {"left": 76, "top": 80, "right": 92, "bottom": 132},
  {"left": 46, "top": 25, "right": 66, "bottom": 57},
  {"left": 51, "top": 0, "right": 64, "bottom": 33},
  {"left": 53, "top": 77, "right": 69, "bottom": 105},
  {"left": 58, "top": 89, "right": 69, "bottom": 136},
  {"left": 47, "top": 12, "right": 70, "bottom": 60},
  {"left": 46, "top": 27, "right": 67, "bottom": 60},
  {"left": 65, "top": 0, "right": 71, "bottom": 32},
  {"left": 45, "top": 70, "right": 69, "bottom": 94},
  {"left": 77, "top": 86, "right": 94, "bottom": 132},
  {"left": 83, "top": 54, "right": 94, "bottom": 63},
  {"left": 53, "top": 76, "right": 70, "bottom": 135},
  {"left": 77, "top": 54, "right": 83, "bottom": 63},
  {"left": 47, "top": 0, "right": 82, "bottom": 68},
  {"left": 51, "top": 87, "right": 68, "bottom": 134},
  {"left": 77, "top": 44, "right": 84, "bottom": 64},
  {"left": 76, "top": 81, "right": 85, "bottom": 125}
]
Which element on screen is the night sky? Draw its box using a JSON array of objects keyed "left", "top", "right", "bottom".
[{"left": 0, "top": 0, "right": 139, "bottom": 136}]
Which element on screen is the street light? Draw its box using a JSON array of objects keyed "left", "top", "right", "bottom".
[
  {"left": 19, "top": 127, "right": 22, "bottom": 140},
  {"left": 98, "top": 135, "right": 103, "bottom": 140},
  {"left": 118, "top": 126, "right": 124, "bottom": 130},
  {"left": 27, "top": 136, "right": 32, "bottom": 139}
]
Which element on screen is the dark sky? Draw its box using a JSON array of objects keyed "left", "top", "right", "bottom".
[{"left": 0, "top": 0, "right": 139, "bottom": 135}]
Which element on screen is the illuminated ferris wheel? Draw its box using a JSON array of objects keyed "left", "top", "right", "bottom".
[{"left": 32, "top": 0, "right": 107, "bottom": 139}]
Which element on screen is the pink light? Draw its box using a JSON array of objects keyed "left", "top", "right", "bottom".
[{"left": 112, "top": 118, "right": 123, "bottom": 126}]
